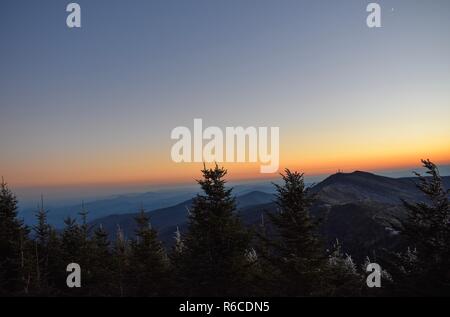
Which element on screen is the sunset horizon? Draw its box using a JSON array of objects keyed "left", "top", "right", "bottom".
[
  {"left": 2, "top": 1, "right": 450, "bottom": 191},
  {"left": 1, "top": 0, "right": 449, "bottom": 300},
  {"left": 4, "top": 155, "right": 450, "bottom": 189}
]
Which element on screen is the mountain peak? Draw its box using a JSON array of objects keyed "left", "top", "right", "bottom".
[
  {"left": 351, "top": 170, "right": 374, "bottom": 175},
  {"left": 321, "top": 170, "right": 378, "bottom": 184},
  {"left": 311, "top": 170, "right": 423, "bottom": 205}
]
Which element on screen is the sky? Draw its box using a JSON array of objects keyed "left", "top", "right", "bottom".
[{"left": 1, "top": 0, "right": 450, "bottom": 195}]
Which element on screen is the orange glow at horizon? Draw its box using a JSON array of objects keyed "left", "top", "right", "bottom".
[
  {"left": 3, "top": 109, "right": 450, "bottom": 188},
  {"left": 4, "top": 143, "right": 450, "bottom": 189}
]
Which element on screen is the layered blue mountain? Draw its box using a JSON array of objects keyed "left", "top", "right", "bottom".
[
  {"left": 19, "top": 182, "right": 276, "bottom": 227},
  {"left": 88, "top": 171, "right": 450, "bottom": 260},
  {"left": 20, "top": 170, "right": 449, "bottom": 260}
]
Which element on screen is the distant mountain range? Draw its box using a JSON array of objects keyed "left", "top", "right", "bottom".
[
  {"left": 89, "top": 190, "right": 275, "bottom": 241},
  {"left": 88, "top": 171, "right": 450, "bottom": 260},
  {"left": 19, "top": 182, "right": 277, "bottom": 227},
  {"left": 19, "top": 170, "right": 449, "bottom": 260}
]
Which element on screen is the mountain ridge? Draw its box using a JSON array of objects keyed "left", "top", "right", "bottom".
[{"left": 89, "top": 172, "right": 449, "bottom": 256}]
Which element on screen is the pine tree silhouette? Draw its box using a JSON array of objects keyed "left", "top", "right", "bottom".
[
  {"left": 324, "top": 239, "right": 364, "bottom": 296},
  {"left": 175, "top": 164, "right": 253, "bottom": 296},
  {"left": 387, "top": 159, "right": 450, "bottom": 296},
  {"left": 128, "top": 206, "right": 169, "bottom": 296},
  {"left": 32, "top": 195, "right": 51, "bottom": 292},
  {"left": 112, "top": 225, "right": 129, "bottom": 297},
  {"left": 262, "top": 169, "right": 327, "bottom": 296},
  {"left": 90, "top": 224, "right": 113, "bottom": 295},
  {"left": 0, "top": 177, "right": 31, "bottom": 295}
]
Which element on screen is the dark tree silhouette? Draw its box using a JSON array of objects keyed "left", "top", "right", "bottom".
[
  {"left": 0, "top": 178, "right": 31, "bottom": 295},
  {"left": 261, "top": 169, "right": 327, "bottom": 296},
  {"left": 128, "top": 207, "right": 169, "bottom": 296},
  {"left": 175, "top": 164, "right": 253, "bottom": 296},
  {"left": 32, "top": 197, "right": 65, "bottom": 294},
  {"left": 89, "top": 224, "right": 114, "bottom": 295},
  {"left": 388, "top": 159, "right": 450, "bottom": 296},
  {"left": 112, "top": 225, "right": 129, "bottom": 297},
  {"left": 33, "top": 196, "right": 51, "bottom": 292}
]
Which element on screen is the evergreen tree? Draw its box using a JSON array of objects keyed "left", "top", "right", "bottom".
[
  {"left": 261, "top": 169, "right": 326, "bottom": 296},
  {"left": 92, "top": 225, "right": 110, "bottom": 260},
  {"left": 77, "top": 203, "right": 96, "bottom": 294},
  {"left": 324, "top": 240, "right": 364, "bottom": 296},
  {"left": 177, "top": 164, "right": 253, "bottom": 296},
  {"left": 45, "top": 226, "right": 64, "bottom": 293},
  {"left": 0, "top": 177, "right": 31, "bottom": 295},
  {"left": 252, "top": 213, "right": 278, "bottom": 296},
  {"left": 170, "top": 226, "right": 187, "bottom": 296},
  {"left": 61, "top": 217, "right": 83, "bottom": 262},
  {"left": 61, "top": 216, "right": 87, "bottom": 295},
  {"left": 388, "top": 159, "right": 450, "bottom": 295},
  {"left": 31, "top": 197, "right": 65, "bottom": 294},
  {"left": 128, "top": 207, "right": 169, "bottom": 296},
  {"left": 112, "top": 225, "right": 129, "bottom": 297},
  {"left": 89, "top": 224, "right": 113, "bottom": 295},
  {"left": 78, "top": 201, "right": 90, "bottom": 245},
  {"left": 173, "top": 226, "right": 184, "bottom": 255},
  {"left": 34, "top": 196, "right": 50, "bottom": 248},
  {"left": 32, "top": 196, "right": 51, "bottom": 293}
]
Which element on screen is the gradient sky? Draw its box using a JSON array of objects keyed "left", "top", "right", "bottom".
[{"left": 1, "top": 0, "right": 450, "bottom": 189}]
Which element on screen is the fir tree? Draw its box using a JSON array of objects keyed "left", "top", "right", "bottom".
[
  {"left": 177, "top": 164, "right": 253, "bottom": 296},
  {"left": 32, "top": 195, "right": 51, "bottom": 293},
  {"left": 61, "top": 217, "right": 83, "bottom": 262},
  {"left": 388, "top": 159, "right": 450, "bottom": 295},
  {"left": 34, "top": 196, "right": 50, "bottom": 249},
  {"left": 92, "top": 225, "right": 110, "bottom": 259},
  {"left": 252, "top": 213, "right": 277, "bottom": 296},
  {"left": 262, "top": 169, "right": 326, "bottom": 296},
  {"left": 112, "top": 225, "right": 129, "bottom": 297},
  {"left": 128, "top": 207, "right": 169, "bottom": 296},
  {"left": 0, "top": 177, "right": 30, "bottom": 294},
  {"left": 45, "top": 226, "right": 64, "bottom": 293},
  {"left": 89, "top": 224, "right": 113, "bottom": 295},
  {"left": 32, "top": 198, "right": 64, "bottom": 295},
  {"left": 173, "top": 226, "right": 184, "bottom": 255},
  {"left": 78, "top": 201, "right": 90, "bottom": 244},
  {"left": 60, "top": 215, "right": 88, "bottom": 295},
  {"left": 77, "top": 202, "right": 96, "bottom": 293},
  {"left": 169, "top": 226, "right": 186, "bottom": 296},
  {"left": 324, "top": 240, "right": 364, "bottom": 296}
]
